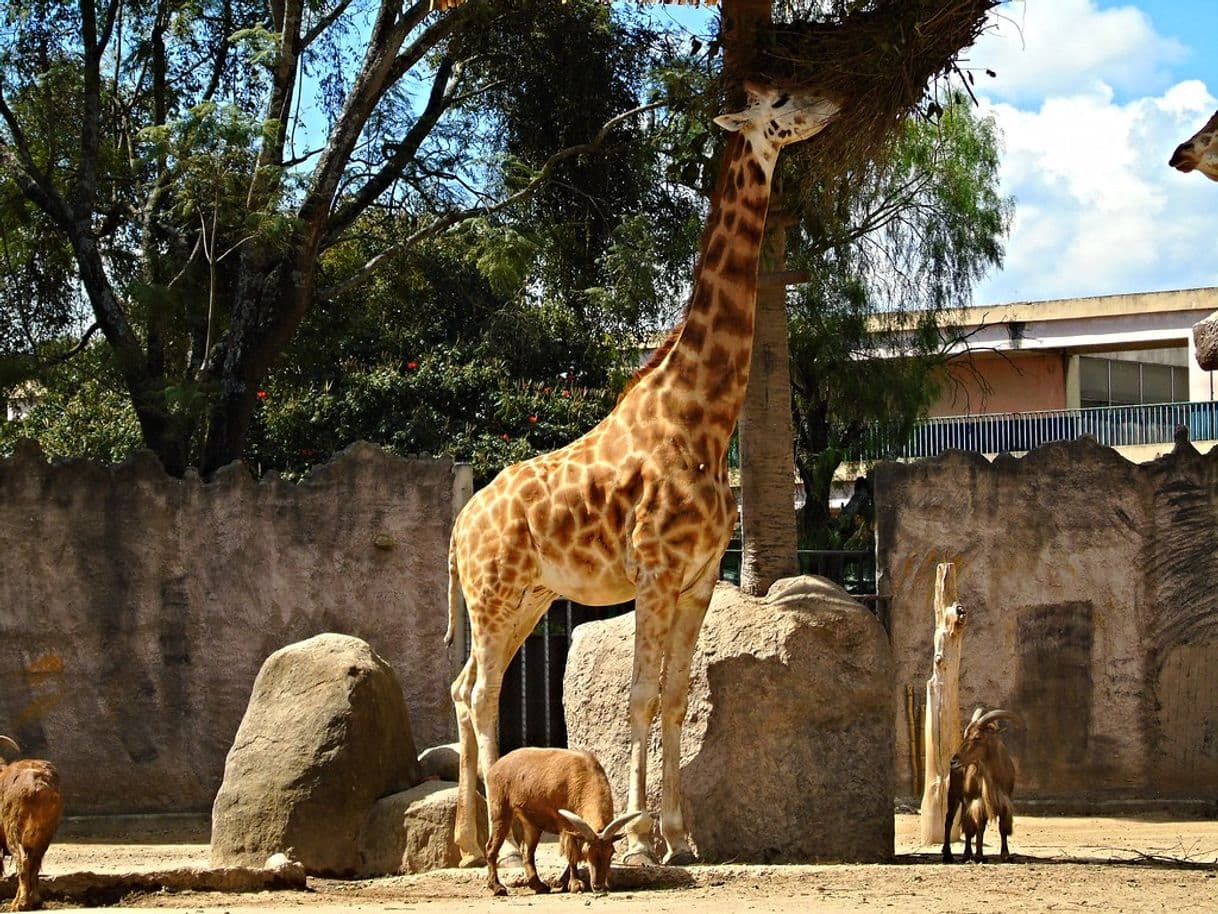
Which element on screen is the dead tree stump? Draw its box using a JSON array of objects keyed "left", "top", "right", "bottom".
[{"left": 919, "top": 563, "right": 966, "bottom": 845}]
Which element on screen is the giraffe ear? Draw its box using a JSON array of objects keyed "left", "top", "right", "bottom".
[{"left": 713, "top": 111, "right": 750, "bottom": 133}]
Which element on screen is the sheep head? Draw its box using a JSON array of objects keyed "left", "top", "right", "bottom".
[
  {"left": 954, "top": 708, "right": 1021, "bottom": 767},
  {"left": 557, "top": 808, "right": 645, "bottom": 892}
]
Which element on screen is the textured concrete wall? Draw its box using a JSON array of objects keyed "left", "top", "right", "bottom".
[
  {"left": 876, "top": 435, "right": 1218, "bottom": 804},
  {"left": 0, "top": 440, "right": 467, "bottom": 814}
]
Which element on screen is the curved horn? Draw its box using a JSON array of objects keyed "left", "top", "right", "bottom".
[
  {"left": 973, "top": 709, "right": 1023, "bottom": 730},
  {"left": 557, "top": 809, "right": 600, "bottom": 844},
  {"left": 0, "top": 736, "right": 20, "bottom": 758},
  {"left": 599, "top": 810, "right": 646, "bottom": 842}
]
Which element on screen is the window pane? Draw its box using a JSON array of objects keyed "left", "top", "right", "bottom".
[
  {"left": 1142, "top": 364, "right": 1172, "bottom": 404},
  {"left": 1080, "top": 357, "right": 1109, "bottom": 405},
  {"left": 1110, "top": 360, "right": 1140, "bottom": 405},
  {"left": 1173, "top": 366, "right": 1190, "bottom": 402}
]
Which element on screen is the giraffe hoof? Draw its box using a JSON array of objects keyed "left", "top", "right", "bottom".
[{"left": 663, "top": 848, "right": 698, "bottom": 867}]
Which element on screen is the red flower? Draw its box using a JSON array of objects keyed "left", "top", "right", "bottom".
[
  {"left": 561, "top": 389, "right": 571, "bottom": 397},
  {"left": 256, "top": 389, "right": 268, "bottom": 400},
  {"left": 406, "top": 361, "right": 419, "bottom": 371},
  {"left": 299, "top": 448, "right": 315, "bottom": 457},
  {"left": 528, "top": 415, "right": 539, "bottom": 424},
  {"left": 500, "top": 433, "right": 510, "bottom": 441}
]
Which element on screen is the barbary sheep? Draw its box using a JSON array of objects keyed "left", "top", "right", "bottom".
[
  {"left": 942, "top": 708, "right": 1020, "bottom": 864},
  {"left": 0, "top": 736, "right": 64, "bottom": 911},
  {"left": 483, "top": 747, "right": 642, "bottom": 896}
]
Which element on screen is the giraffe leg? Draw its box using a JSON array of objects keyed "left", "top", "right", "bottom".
[
  {"left": 657, "top": 569, "right": 716, "bottom": 865},
  {"left": 451, "top": 654, "right": 484, "bottom": 866},
  {"left": 622, "top": 577, "right": 677, "bottom": 866},
  {"left": 466, "top": 588, "right": 556, "bottom": 870}
]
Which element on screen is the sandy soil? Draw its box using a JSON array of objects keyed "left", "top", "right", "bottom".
[{"left": 28, "top": 812, "right": 1218, "bottom": 914}]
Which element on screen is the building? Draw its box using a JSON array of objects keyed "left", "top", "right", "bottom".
[{"left": 872, "top": 287, "right": 1218, "bottom": 463}]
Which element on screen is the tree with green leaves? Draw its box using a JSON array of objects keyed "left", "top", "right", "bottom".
[
  {"left": 787, "top": 92, "right": 1013, "bottom": 548},
  {"left": 0, "top": 0, "right": 670, "bottom": 476}
]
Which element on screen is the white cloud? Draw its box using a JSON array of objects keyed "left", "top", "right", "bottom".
[
  {"left": 973, "top": 81, "right": 1218, "bottom": 305},
  {"left": 971, "top": 0, "right": 1188, "bottom": 104}
]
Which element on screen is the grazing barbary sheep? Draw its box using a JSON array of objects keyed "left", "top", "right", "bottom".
[
  {"left": 942, "top": 708, "right": 1020, "bottom": 864},
  {"left": 483, "top": 747, "right": 642, "bottom": 897},
  {"left": 0, "top": 736, "right": 64, "bottom": 911}
]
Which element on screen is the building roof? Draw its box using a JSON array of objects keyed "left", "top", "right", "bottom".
[{"left": 872, "top": 287, "right": 1218, "bottom": 358}]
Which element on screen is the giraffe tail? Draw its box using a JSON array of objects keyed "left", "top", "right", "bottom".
[{"left": 445, "top": 539, "right": 460, "bottom": 647}]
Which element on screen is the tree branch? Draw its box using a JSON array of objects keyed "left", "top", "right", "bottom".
[
  {"left": 318, "top": 100, "right": 663, "bottom": 301},
  {"left": 324, "top": 57, "right": 458, "bottom": 244},
  {"left": 302, "top": 0, "right": 354, "bottom": 48}
]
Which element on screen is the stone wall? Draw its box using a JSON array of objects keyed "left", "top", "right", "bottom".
[
  {"left": 0, "top": 440, "right": 470, "bottom": 814},
  {"left": 875, "top": 435, "right": 1218, "bottom": 805}
]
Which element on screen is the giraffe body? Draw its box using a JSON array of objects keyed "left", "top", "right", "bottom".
[{"left": 449, "top": 82, "right": 842, "bottom": 865}]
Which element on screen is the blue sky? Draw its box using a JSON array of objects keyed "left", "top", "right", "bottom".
[
  {"left": 642, "top": 1, "right": 1218, "bottom": 308},
  {"left": 965, "top": 0, "right": 1218, "bottom": 305}
]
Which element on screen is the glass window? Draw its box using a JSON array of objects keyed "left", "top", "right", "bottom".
[
  {"left": 1172, "top": 366, "right": 1190, "bottom": 402},
  {"left": 1109, "top": 360, "right": 1140, "bottom": 405},
  {"left": 1080, "top": 357, "right": 1109, "bottom": 405},
  {"left": 1142, "top": 364, "right": 1172, "bottom": 404}
]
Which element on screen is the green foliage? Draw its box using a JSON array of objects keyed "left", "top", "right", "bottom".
[
  {"left": 0, "top": 346, "right": 142, "bottom": 464},
  {"left": 245, "top": 229, "right": 623, "bottom": 484},
  {"left": 786, "top": 93, "right": 1013, "bottom": 547}
]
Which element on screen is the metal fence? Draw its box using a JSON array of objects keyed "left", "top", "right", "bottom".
[
  {"left": 495, "top": 548, "right": 881, "bottom": 753},
  {"left": 864, "top": 400, "right": 1218, "bottom": 461}
]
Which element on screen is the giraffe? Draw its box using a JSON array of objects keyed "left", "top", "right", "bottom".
[
  {"left": 1170, "top": 109, "right": 1218, "bottom": 371},
  {"left": 446, "top": 80, "right": 842, "bottom": 866},
  {"left": 1170, "top": 108, "right": 1218, "bottom": 181}
]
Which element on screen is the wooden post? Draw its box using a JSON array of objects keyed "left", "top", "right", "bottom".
[{"left": 919, "top": 563, "right": 966, "bottom": 845}]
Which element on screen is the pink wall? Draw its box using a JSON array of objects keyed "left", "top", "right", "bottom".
[{"left": 929, "top": 351, "right": 1067, "bottom": 417}]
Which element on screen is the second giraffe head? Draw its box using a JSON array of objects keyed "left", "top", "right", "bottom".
[{"left": 714, "top": 80, "right": 842, "bottom": 150}]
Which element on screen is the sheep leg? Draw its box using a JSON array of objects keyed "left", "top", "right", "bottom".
[
  {"left": 518, "top": 820, "right": 549, "bottom": 894},
  {"left": 559, "top": 833, "right": 586, "bottom": 893},
  {"left": 622, "top": 577, "right": 677, "bottom": 866},
  {"left": 484, "top": 813, "right": 512, "bottom": 897},
  {"left": 999, "top": 802, "right": 1013, "bottom": 862},
  {"left": 974, "top": 816, "right": 987, "bottom": 864},
  {"left": 17, "top": 844, "right": 43, "bottom": 912},
  {"left": 11, "top": 843, "right": 30, "bottom": 912},
  {"left": 941, "top": 772, "right": 962, "bottom": 863}
]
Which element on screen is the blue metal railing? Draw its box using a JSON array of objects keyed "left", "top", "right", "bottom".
[{"left": 864, "top": 401, "right": 1218, "bottom": 460}]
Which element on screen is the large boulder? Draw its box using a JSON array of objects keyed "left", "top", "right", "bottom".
[
  {"left": 563, "top": 576, "right": 893, "bottom": 864},
  {"left": 210, "top": 633, "right": 422, "bottom": 875},
  {"left": 1194, "top": 310, "right": 1218, "bottom": 371},
  {"left": 356, "top": 781, "right": 486, "bottom": 876}
]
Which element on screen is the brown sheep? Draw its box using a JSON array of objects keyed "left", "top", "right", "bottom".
[
  {"left": 0, "top": 736, "right": 63, "bottom": 911},
  {"left": 483, "top": 747, "right": 642, "bottom": 896},
  {"left": 942, "top": 708, "right": 1020, "bottom": 864}
]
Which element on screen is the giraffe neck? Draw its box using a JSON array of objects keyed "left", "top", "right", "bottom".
[{"left": 639, "top": 132, "right": 777, "bottom": 454}]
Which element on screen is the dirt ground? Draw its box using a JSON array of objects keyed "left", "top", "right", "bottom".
[{"left": 31, "top": 812, "right": 1218, "bottom": 914}]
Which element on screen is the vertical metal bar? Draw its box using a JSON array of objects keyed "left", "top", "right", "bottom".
[
  {"left": 520, "top": 626, "right": 527, "bottom": 748},
  {"left": 542, "top": 611, "right": 552, "bottom": 746}
]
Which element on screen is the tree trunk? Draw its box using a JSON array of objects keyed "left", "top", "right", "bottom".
[
  {"left": 200, "top": 244, "right": 316, "bottom": 476},
  {"left": 739, "top": 207, "right": 799, "bottom": 595},
  {"left": 720, "top": 0, "right": 801, "bottom": 596},
  {"left": 920, "top": 562, "right": 966, "bottom": 845}
]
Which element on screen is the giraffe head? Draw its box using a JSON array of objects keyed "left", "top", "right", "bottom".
[
  {"left": 1170, "top": 108, "right": 1218, "bottom": 181},
  {"left": 713, "top": 80, "right": 842, "bottom": 152}
]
